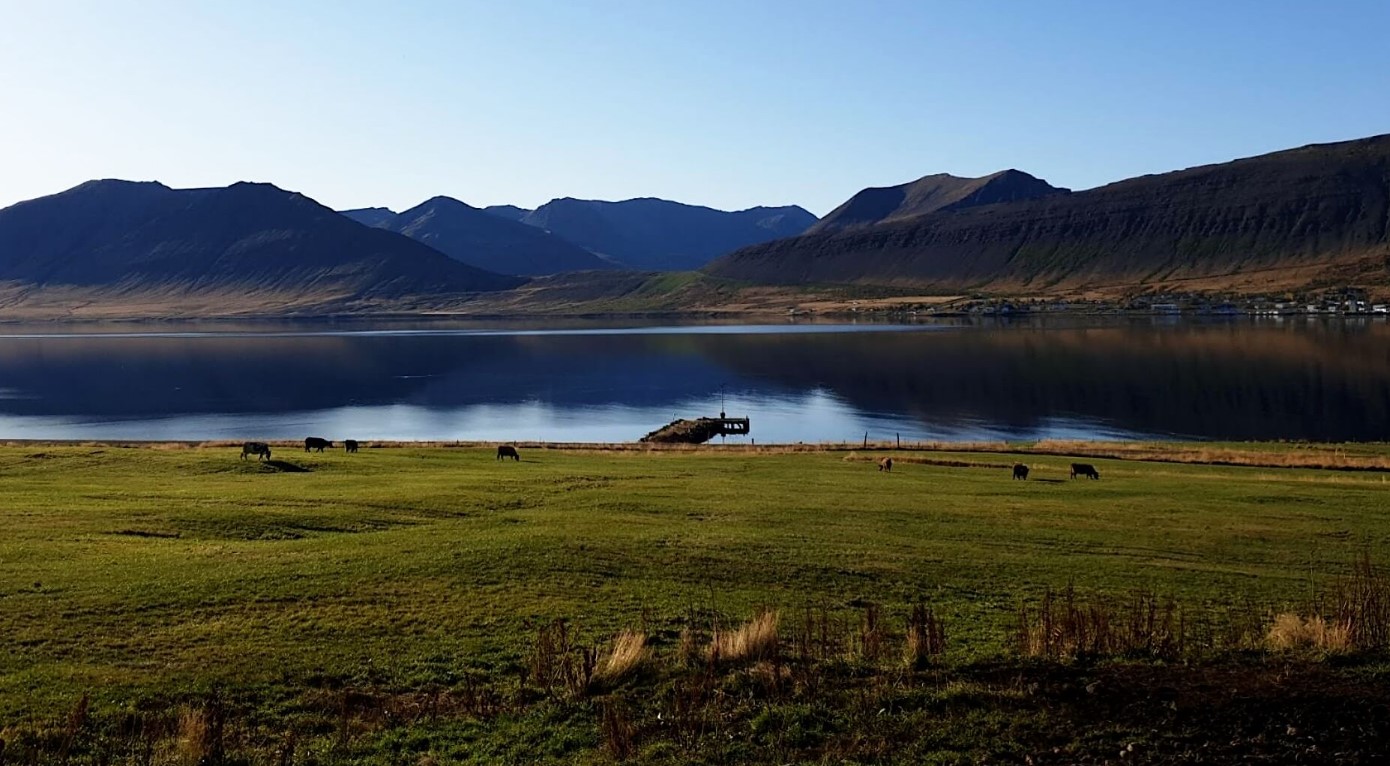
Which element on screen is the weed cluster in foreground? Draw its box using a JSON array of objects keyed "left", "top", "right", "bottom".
[
  {"left": 6, "top": 593, "right": 1390, "bottom": 765},
  {"left": 5, "top": 444, "right": 1390, "bottom": 762}
]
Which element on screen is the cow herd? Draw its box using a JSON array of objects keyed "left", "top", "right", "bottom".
[
  {"left": 876, "top": 458, "right": 1101, "bottom": 481},
  {"left": 239, "top": 440, "right": 521, "bottom": 462},
  {"left": 1011, "top": 461, "right": 1101, "bottom": 480},
  {"left": 237, "top": 438, "right": 353, "bottom": 460},
  {"left": 238, "top": 441, "right": 1096, "bottom": 481},
  {"left": 1015, "top": 461, "right": 1102, "bottom": 480}
]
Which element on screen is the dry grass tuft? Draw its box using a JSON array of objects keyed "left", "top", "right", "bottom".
[
  {"left": 599, "top": 701, "right": 637, "bottom": 760},
  {"left": 1017, "top": 587, "right": 1187, "bottom": 660},
  {"left": 709, "top": 610, "right": 780, "bottom": 664},
  {"left": 594, "top": 630, "right": 649, "bottom": 685},
  {"left": 176, "top": 706, "right": 218, "bottom": 766},
  {"left": 1266, "top": 613, "right": 1352, "bottom": 653},
  {"left": 677, "top": 627, "right": 701, "bottom": 666},
  {"left": 527, "top": 619, "right": 596, "bottom": 697},
  {"left": 1328, "top": 552, "right": 1390, "bottom": 650},
  {"left": 904, "top": 603, "right": 947, "bottom": 669}
]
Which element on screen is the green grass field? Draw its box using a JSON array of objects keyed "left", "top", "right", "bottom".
[{"left": 3, "top": 444, "right": 1389, "bottom": 763}]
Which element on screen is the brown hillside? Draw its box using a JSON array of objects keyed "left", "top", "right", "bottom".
[{"left": 708, "top": 135, "right": 1390, "bottom": 295}]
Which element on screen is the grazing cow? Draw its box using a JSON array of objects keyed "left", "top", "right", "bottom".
[
  {"left": 496, "top": 445, "right": 520, "bottom": 461},
  {"left": 878, "top": 457, "right": 893, "bottom": 472},
  {"left": 344, "top": 439, "right": 359, "bottom": 454},
  {"left": 241, "top": 442, "right": 272, "bottom": 461},
  {"left": 1012, "top": 463, "right": 1029, "bottom": 480},
  {"left": 304, "top": 437, "right": 332, "bottom": 453},
  {"left": 1070, "top": 463, "right": 1100, "bottom": 480}
]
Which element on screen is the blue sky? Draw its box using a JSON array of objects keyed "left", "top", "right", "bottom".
[{"left": 1, "top": 1, "right": 1387, "bottom": 216}]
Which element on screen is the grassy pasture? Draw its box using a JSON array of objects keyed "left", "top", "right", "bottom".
[{"left": 2, "top": 443, "right": 1389, "bottom": 762}]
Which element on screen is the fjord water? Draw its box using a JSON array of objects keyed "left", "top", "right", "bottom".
[{"left": 0, "top": 319, "right": 1386, "bottom": 443}]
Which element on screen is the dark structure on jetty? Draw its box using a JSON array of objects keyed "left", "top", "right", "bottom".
[{"left": 641, "top": 416, "right": 751, "bottom": 444}]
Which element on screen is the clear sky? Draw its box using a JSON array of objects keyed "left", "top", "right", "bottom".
[{"left": 1, "top": 0, "right": 1387, "bottom": 216}]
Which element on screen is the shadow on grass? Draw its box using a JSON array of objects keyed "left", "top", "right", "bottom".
[{"left": 261, "top": 460, "right": 312, "bottom": 473}]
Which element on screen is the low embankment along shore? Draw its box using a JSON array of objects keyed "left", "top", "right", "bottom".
[{"left": 6, "top": 438, "right": 1389, "bottom": 471}]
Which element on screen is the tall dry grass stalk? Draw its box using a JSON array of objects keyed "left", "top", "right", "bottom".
[
  {"left": 599, "top": 701, "right": 637, "bottom": 759},
  {"left": 858, "top": 603, "right": 885, "bottom": 663},
  {"left": 904, "top": 603, "right": 947, "bottom": 669},
  {"left": 527, "top": 619, "right": 596, "bottom": 697},
  {"left": 594, "top": 630, "right": 649, "bottom": 685},
  {"left": 1017, "top": 587, "right": 1185, "bottom": 660},
  {"left": 1329, "top": 552, "right": 1390, "bottom": 650},
  {"left": 176, "top": 706, "right": 219, "bottom": 766},
  {"left": 709, "top": 610, "right": 780, "bottom": 664},
  {"left": 1266, "top": 613, "right": 1352, "bottom": 653},
  {"left": 677, "top": 627, "right": 701, "bottom": 666},
  {"left": 792, "top": 606, "right": 850, "bottom": 662}
]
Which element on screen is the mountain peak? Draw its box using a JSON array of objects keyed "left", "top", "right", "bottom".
[
  {"left": 807, "top": 169, "right": 1068, "bottom": 235},
  {"left": 416, "top": 195, "right": 479, "bottom": 211},
  {"left": 70, "top": 179, "right": 171, "bottom": 193}
]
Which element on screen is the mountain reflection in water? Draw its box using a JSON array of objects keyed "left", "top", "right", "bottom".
[{"left": 0, "top": 319, "right": 1385, "bottom": 442}]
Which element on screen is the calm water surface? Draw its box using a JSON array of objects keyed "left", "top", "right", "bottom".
[{"left": 0, "top": 318, "right": 1387, "bottom": 443}]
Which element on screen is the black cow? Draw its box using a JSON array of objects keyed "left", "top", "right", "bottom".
[
  {"left": 496, "top": 445, "right": 520, "bottom": 461},
  {"left": 241, "top": 442, "right": 272, "bottom": 461},
  {"left": 344, "top": 439, "right": 359, "bottom": 454},
  {"left": 305, "top": 437, "right": 332, "bottom": 453},
  {"left": 1070, "top": 463, "right": 1100, "bottom": 480},
  {"left": 1012, "top": 463, "right": 1029, "bottom": 480},
  {"left": 878, "top": 457, "right": 893, "bottom": 472}
]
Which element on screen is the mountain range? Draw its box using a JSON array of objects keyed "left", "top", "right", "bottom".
[
  {"left": 0, "top": 180, "right": 521, "bottom": 314},
  {"left": 707, "top": 135, "right": 1390, "bottom": 294},
  {"left": 2, "top": 133, "right": 1388, "bottom": 320},
  {"left": 483, "top": 198, "right": 818, "bottom": 270},
  {"left": 343, "top": 197, "right": 612, "bottom": 276}
]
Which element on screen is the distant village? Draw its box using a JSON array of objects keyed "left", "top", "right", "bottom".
[{"left": 820, "top": 289, "right": 1390, "bottom": 318}]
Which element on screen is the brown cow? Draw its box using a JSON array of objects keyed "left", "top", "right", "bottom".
[
  {"left": 878, "top": 457, "right": 893, "bottom": 472},
  {"left": 497, "top": 445, "right": 520, "bottom": 461}
]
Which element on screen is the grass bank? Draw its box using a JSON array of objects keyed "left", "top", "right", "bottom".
[{"left": 2, "top": 443, "right": 1388, "bottom": 763}]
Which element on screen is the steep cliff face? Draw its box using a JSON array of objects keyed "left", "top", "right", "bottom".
[{"left": 708, "top": 136, "right": 1390, "bottom": 292}]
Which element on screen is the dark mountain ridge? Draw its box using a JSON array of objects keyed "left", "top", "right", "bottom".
[
  {"left": 339, "top": 207, "right": 398, "bottom": 228},
  {"left": 707, "top": 135, "right": 1390, "bottom": 293},
  {"left": 482, "top": 204, "right": 530, "bottom": 222},
  {"left": 0, "top": 179, "right": 521, "bottom": 303},
  {"left": 806, "top": 169, "right": 1067, "bottom": 234},
  {"left": 346, "top": 197, "right": 612, "bottom": 276},
  {"left": 489, "top": 197, "right": 818, "bottom": 271}
]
